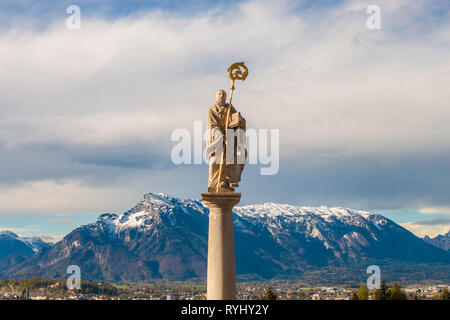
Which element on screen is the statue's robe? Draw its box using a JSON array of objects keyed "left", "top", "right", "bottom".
[{"left": 206, "top": 103, "right": 246, "bottom": 192}]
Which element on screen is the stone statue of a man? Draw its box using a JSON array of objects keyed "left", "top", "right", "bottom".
[{"left": 206, "top": 89, "right": 246, "bottom": 192}]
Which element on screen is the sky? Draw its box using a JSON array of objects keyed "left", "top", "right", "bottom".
[{"left": 0, "top": 0, "right": 449, "bottom": 240}]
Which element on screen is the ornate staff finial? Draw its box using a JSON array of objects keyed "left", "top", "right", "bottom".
[{"left": 227, "top": 62, "right": 248, "bottom": 90}]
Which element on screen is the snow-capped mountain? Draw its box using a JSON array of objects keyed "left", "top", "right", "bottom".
[
  {"left": 2, "top": 193, "right": 449, "bottom": 282},
  {"left": 0, "top": 231, "right": 34, "bottom": 261},
  {"left": 424, "top": 231, "right": 450, "bottom": 251},
  {"left": 0, "top": 231, "right": 52, "bottom": 272},
  {"left": 0, "top": 231, "right": 51, "bottom": 258}
]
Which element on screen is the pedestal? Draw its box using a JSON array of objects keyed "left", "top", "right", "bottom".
[{"left": 201, "top": 192, "right": 241, "bottom": 300}]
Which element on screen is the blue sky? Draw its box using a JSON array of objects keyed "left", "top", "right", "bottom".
[{"left": 0, "top": 0, "right": 449, "bottom": 240}]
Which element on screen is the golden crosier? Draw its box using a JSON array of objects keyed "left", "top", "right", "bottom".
[
  {"left": 216, "top": 62, "right": 249, "bottom": 193},
  {"left": 227, "top": 62, "right": 249, "bottom": 84}
]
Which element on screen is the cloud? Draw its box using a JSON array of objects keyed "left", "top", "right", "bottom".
[
  {"left": 38, "top": 234, "right": 65, "bottom": 243},
  {"left": 413, "top": 217, "right": 450, "bottom": 226},
  {"left": 0, "top": 227, "right": 64, "bottom": 243},
  {"left": 400, "top": 218, "right": 450, "bottom": 238},
  {"left": 1, "top": 0, "right": 449, "bottom": 155},
  {"left": 49, "top": 217, "right": 75, "bottom": 224},
  {"left": 0, "top": 226, "right": 41, "bottom": 236},
  {"left": 0, "top": 179, "right": 139, "bottom": 215},
  {"left": 418, "top": 207, "right": 450, "bottom": 215},
  {"left": 0, "top": 0, "right": 449, "bottom": 216}
]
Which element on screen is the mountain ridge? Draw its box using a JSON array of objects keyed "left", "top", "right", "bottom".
[
  {"left": 423, "top": 231, "right": 450, "bottom": 252},
  {"left": 0, "top": 231, "right": 51, "bottom": 256},
  {"left": 1, "top": 193, "right": 449, "bottom": 283}
]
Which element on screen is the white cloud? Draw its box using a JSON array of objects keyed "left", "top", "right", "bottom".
[
  {"left": 38, "top": 234, "right": 64, "bottom": 243},
  {"left": 0, "top": 179, "right": 138, "bottom": 215},
  {"left": 400, "top": 221, "right": 450, "bottom": 238},
  {"left": 0, "top": 226, "right": 41, "bottom": 236},
  {"left": 0, "top": 0, "right": 448, "bottom": 157},
  {"left": 49, "top": 217, "right": 74, "bottom": 224},
  {"left": 418, "top": 206, "right": 450, "bottom": 215},
  {"left": 0, "top": 227, "right": 64, "bottom": 243}
]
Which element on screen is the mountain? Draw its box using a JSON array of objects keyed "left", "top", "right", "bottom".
[
  {"left": 0, "top": 231, "right": 52, "bottom": 272},
  {"left": 0, "top": 231, "right": 34, "bottom": 260},
  {"left": 2, "top": 193, "right": 449, "bottom": 283},
  {"left": 423, "top": 231, "right": 450, "bottom": 251},
  {"left": 0, "top": 231, "right": 51, "bottom": 258}
]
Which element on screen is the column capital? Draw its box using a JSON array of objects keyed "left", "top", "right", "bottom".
[{"left": 201, "top": 192, "right": 241, "bottom": 210}]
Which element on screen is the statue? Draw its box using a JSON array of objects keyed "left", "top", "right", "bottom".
[
  {"left": 206, "top": 62, "right": 248, "bottom": 193},
  {"left": 206, "top": 89, "right": 246, "bottom": 192}
]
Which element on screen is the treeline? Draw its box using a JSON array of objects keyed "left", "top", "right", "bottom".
[
  {"left": 77, "top": 280, "right": 118, "bottom": 295},
  {"left": 0, "top": 277, "right": 60, "bottom": 290},
  {"left": 352, "top": 280, "right": 450, "bottom": 300},
  {"left": 0, "top": 277, "right": 119, "bottom": 296}
]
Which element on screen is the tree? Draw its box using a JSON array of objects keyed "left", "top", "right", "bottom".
[
  {"left": 357, "top": 284, "right": 369, "bottom": 300},
  {"left": 261, "top": 286, "right": 277, "bottom": 300},
  {"left": 439, "top": 287, "right": 449, "bottom": 300},
  {"left": 389, "top": 282, "right": 407, "bottom": 300},
  {"left": 372, "top": 279, "right": 389, "bottom": 300}
]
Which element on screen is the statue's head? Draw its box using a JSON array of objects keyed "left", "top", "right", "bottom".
[{"left": 216, "top": 89, "right": 226, "bottom": 106}]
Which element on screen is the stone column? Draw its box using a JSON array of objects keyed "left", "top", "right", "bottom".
[{"left": 201, "top": 192, "right": 241, "bottom": 300}]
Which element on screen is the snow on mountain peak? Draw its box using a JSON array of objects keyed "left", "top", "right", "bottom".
[
  {"left": 91, "top": 193, "right": 387, "bottom": 235},
  {"left": 103, "top": 192, "right": 205, "bottom": 232},
  {"left": 0, "top": 230, "right": 19, "bottom": 238},
  {"left": 234, "top": 202, "right": 375, "bottom": 220},
  {"left": 140, "top": 192, "right": 176, "bottom": 205},
  {"left": 0, "top": 230, "right": 50, "bottom": 252},
  {"left": 98, "top": 213, "right": 118, "bottom": 221}
]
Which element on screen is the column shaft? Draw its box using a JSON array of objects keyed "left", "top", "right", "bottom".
[{"left": 201, "top": 192, "right": 240, "bottom": 300}]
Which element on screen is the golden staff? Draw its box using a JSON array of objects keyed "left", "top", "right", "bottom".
[{"left": 216, "top": 62, "right": 248, "bottom": 192}]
